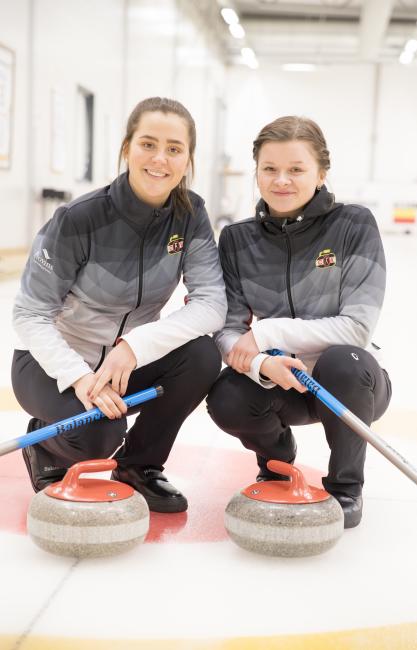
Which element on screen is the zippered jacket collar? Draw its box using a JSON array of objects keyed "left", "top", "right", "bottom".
[
  {"left": 109, "top": 171, "right": 174, "bottom": 230},
  {"left": 255, "top": 185, "right": 337, "bottom": 233}
]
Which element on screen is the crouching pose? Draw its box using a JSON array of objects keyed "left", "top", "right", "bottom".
[
  {"left": 12, "top": 97, "right": 226, "bottom": 512},
  {"left": 207, "top": 115, "right": 391, "bottom": 528}
]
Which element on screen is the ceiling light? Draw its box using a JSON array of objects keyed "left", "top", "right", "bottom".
[
  {"left": 221, "top": 7, "right": 239, "bottom": 25},
  {"left": 399, "top": 50, "right": 414, "bottom": 65},
  {"left": 404, "top": 38, "right": 417, "bottom": 54},
  {"left": 240, "top": 47, "right": 258, "bottom": 69},
  {"left": 229, "top": 23, "right": 245, "bottom": 39},
  {"left": 282, "top": 63, "right": 316, "bottom": 72}
]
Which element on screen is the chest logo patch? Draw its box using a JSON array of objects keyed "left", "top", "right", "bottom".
[
  {"left": 167, "top": 234, "right": 184, "bottom": 255},
  {"left": 315, "top": 248, "right": 336, "bottom": 268}
]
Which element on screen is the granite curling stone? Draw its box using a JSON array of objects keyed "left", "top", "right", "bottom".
[
  {"left": 27, "top": 458, "right": 149, "bottom": 558},
  {"left": 225, "top": 460, "right": 344, "bottom": 557}
]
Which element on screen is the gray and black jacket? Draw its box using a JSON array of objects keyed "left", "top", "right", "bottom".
[
  {"left": 214, "top": 186, "right": 386, "bottom": 385},
  {"left": 13, "top": 173, "right": 227, "bottom": 392}
]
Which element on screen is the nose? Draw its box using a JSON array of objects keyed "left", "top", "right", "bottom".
[
  {"left": 272, "top": 173, "right": 291, "bottom": 186},
  {"left": 151, "top": 148, "right": 167, "bottom": 164}
]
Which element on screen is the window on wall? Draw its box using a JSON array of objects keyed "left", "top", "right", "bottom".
[{"left": 75, "top": 86, "right": 94, "bottom": 182}]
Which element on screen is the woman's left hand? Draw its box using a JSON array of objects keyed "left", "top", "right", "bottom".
[
  {"left": 88, "top": 340, "right": 137, "bottom": 400},
  {"left": 227, "top": 330, "right": 260, "bottom": 373}
]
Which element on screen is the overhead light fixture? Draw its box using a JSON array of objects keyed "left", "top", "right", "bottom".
[
  {"left": 221, "top": 7, "right": 239, "bottom": 25},
  {"left": 399, "top": 37, "right": 417, "bottom": 64},
  {"left": 399, "top": 50, "right": 414, "bottom": 65},
  {"left": 241, "top": 47, "right": 259, "bottom": 69},
  {"left": 282, "top": 63, "right": 316, "bottom": 72},
  {"left": 229, "top": 23, "right": 245, "bottom": 39},
  {"left": 404, "top": 38, "right": 417, "bottom": 54}
]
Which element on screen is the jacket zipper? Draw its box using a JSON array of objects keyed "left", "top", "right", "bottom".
[
  {"left": 93, "top": 212, "right": 157, "bottom": 371},
  {"left": 282, "top": 223, "right": 297, "bottom": 360},
  {"left": 112, "top": 216, "right": 155, "bottom": 345},
  {"left": 282, "top": 222, "right": 296, "bottom": 319}
]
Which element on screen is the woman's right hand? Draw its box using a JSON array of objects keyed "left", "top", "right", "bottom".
[
  {"left": 260, "top": 355, "right": 308, "bottom": 393},
  {"left": 72, "top": 373, "right": 128, "bottom": 419}
]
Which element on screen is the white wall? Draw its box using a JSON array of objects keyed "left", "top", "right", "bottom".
[
  {"left": 125, "top": 0, "right": 226, "bottom": 218},
  {"left": 223, "top": 62, "right": 417, "bottom": 232},
  {"left": 29, "top": 0, "right": 126, "bottom": 239},
  {"left": 0, "top": 0, "right": 30, "bottom": 248},
  {"left": 171, "top": 0, "right": 226, "bottom": 209}
]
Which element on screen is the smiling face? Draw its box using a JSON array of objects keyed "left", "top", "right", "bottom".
[
  {"left": 124, "top": 111, "right": 190, "bottom": 207},
  {"left": 256, "top": 140, "right": 326, "bottom": 219}
]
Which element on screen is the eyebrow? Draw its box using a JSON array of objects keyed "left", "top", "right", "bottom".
[
  {"left": 138, "top": 134, "right": 185, "bottom": 146},
  {"left": 262, "top": 160, "right": 305, "bottom": 164}
]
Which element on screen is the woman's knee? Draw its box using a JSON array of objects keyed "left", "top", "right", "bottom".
[
  {"left": 313, "top": 346, "right": 373, "bottom": 387},
  {"left": 182, "top": 336, "right": 222, "bottom": 382},
  {"left": 207, "top": 371, "right": 255, "bottom": 432}
]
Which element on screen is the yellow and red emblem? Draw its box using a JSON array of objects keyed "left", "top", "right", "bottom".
[
  {"left": 315, "top": 248, "right": 336, "bottom": 268},
  {"left": 167, "top": 234, "right": 184, "bottom": 255}
]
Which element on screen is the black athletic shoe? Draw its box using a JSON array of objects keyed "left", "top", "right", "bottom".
[
  {"left": 111, "top": 465, "right": 188, "bottom": 513},
  {"left": 331, "top": 493, "right": 363, "bottom": 529},
  {"left": 22, "top": 418, "right": 65, "bottom": 493}
]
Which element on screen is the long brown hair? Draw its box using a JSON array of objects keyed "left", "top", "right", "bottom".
[
  {"left": 119, "top": 97, "right": 196, "bottom": 217},
  {"left": 253, "top": 115, "right": 330, "bottom": 173}
]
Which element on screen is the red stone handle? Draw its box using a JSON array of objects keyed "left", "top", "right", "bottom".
[
  {"left": 60, "top": 459, "right": 117, "bottom": 491},
  {"left": 267, "top": 460, "right": 313, "bottom": 498}
]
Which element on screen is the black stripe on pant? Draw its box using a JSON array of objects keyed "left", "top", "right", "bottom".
[
  {"left": 12, "top": 335, "right": 221, "bottom": 473},
  {"left": 207, "top": 345, "right": 392, "bottom": 497}
]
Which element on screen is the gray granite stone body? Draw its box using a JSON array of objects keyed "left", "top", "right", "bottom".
[
  {"left": 225, "top": 492, "right": 344, "bottom": 557},
  {"left": 27, "top": 491, "right": 149, "bottom": 558}
]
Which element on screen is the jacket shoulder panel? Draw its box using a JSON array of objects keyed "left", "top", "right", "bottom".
[{"left": 187, "top": 190, "right": 205, "bottom": 211}]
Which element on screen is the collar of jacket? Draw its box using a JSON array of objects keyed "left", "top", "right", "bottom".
[
  {"left": 109, "top": 171, "right": 174, "bottom": 233},
  {"left": 255, "top": 185, "right": 336, "bottom": 234}
]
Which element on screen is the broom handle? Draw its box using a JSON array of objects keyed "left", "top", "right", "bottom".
[
  {"left": 0, "top": 385, "right": 163, "bottom": 457},
  {"left": 268, "top": 349, "right": 417, "bottom": 486}
]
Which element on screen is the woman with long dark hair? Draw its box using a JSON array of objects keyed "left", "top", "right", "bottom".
[{"left": 12, "top": 97, "right": 226, "bottom": 513}]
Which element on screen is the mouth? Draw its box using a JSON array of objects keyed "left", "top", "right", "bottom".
[
  {"left": 145, "top": 169, "right": 169, "bottom": 178},
  {"left": 272, "top": 191, "right": 295, "bottom": 196}
]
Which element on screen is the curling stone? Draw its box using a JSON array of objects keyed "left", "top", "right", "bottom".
[
  {"left": 27, "top": 459, "right": 149, "bottom": 558},
  {"left": 225, "top": 460, "right": 344, "bottom": 557}
]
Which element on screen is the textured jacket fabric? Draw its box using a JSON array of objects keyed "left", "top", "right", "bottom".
[
  {"left": 214, "top": 186, "right": 386, "bottom": 386},
  {"left": 13, "top": 173, "right": 227, "bottom": 393}
]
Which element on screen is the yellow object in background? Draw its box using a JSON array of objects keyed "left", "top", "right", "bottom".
[{"left": 393, "top": 205, "right": 416, "bottom": 223}]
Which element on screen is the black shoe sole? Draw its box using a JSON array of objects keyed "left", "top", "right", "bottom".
[{"left": 142, "top": 493, "right": 188, "bottom": 513}]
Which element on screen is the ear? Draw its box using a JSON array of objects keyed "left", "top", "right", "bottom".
[
  {"left": 318, "top": 170, "right": 326, "bottom": 187},
  {"left": 122, "top": 140, "right": 130, "bottom": 163}
]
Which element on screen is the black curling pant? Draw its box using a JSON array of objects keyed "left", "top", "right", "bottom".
[
  {"left": 12, "top": 336, "right": 221, "bottom": 474},
  {"left": 207, "top": 345, "right": 392, "bottom": 497}
]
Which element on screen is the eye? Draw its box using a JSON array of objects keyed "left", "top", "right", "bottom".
[
  {"left": 263, "top": 166, "right": 275, "bottom": 172},
  {"left": 168, "top": 146, "right": 182, "bottom": 155},
  {"left": 141, "top": 141, "right": 154, "bottom": 149},
  {"left": 290, "top": 167, "right": 303, "bottom": 173}
]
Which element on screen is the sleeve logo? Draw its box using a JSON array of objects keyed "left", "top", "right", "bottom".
[
  {"left": 34, "top": 248, "right": 54, "bottom": 273},
  {"left": 167, "top": 234, "right": 184, "bottom": 255},
  {"left": 315, "top": 248, "right": 336, "bottom": 268}
]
